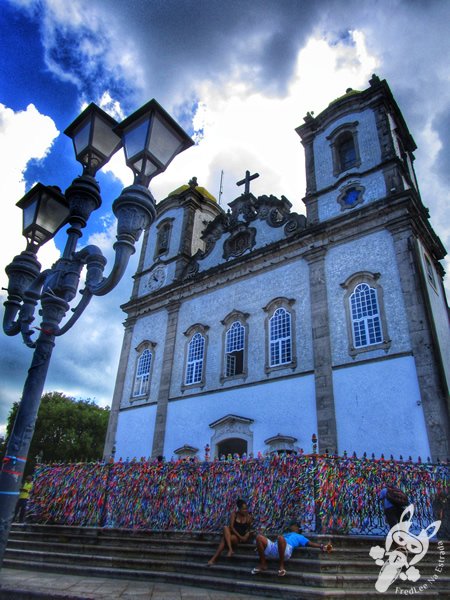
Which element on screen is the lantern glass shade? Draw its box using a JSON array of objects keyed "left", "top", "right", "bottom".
[
  {"left": 64, "top": 103, "right": 122, "bottom": 176},
  {"left": 115, "top": 99, "right": 194, "bottom": 186},
  {"left": 17, "top": 183, "right": 70, "bottom": 249},
  {"left": 122, "top": 119, "right": 148, "bottom": 160},
  {"left": 149, "top": 114, "right": 184, "bottom": 165}
]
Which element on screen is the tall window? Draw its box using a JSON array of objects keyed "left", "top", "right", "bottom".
[
  {"left": 424, "top": 255, "right": 437, "bottom": 290},
  {"left": 341, "top": 272, "right": 391, "bottom": 357},
  {"left": 221, "top": 310, "right": 249, "bottom": 381},
  {"left": 350, "top": 283, "right": 382, "bottom": 348},
  {"left": 328, "top": 121, "right": 361, "bottom": 177},
  {"left": 263, "top": 298, "right": 297, "bottom": 373},
  {"left": 337, "top": 132, "right": 356, "bottom": 171},
  {"left": 269, "top": 308, "right": 292, "bottom": 366},
  {"left": 225, "top": 321, "right": 245, "bottom": 376},
  {"left": 154, "top": 218, "right": 173, "bottom": 258},
  {"left": 185, "top": 332, "right": 205, "bottom": 385},
  {"left": 133, "top": 349, "right": 152, "bottom": 397}
]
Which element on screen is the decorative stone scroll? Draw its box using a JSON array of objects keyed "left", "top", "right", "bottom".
[{"left": 223, "top": 225, "right": 257, "bottom": 259}]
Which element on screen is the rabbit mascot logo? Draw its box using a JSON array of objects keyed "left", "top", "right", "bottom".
[{"left": 369, "top": 504, "right": 441, "bottom": 593}]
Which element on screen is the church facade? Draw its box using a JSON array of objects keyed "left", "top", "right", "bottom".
[{"left": 104, "top": 75, "right": 450, "bottom": 463}]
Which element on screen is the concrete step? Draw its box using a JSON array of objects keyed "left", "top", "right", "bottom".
[
  {"left": 5, "top": 525, "right": 448, "bottom": 598},
  {"left": 5, "top": 539, "right": 444, "bottom": 575},
  {"left": 8, "top": 528, "right": 444, "bottom": 567},
  {"left": 5, "top": 547, "right": 448, "bottom": 593},
  {"left": 3, "top": 558, "right": 443, "bottom": 600},
  {"left": 10, "top": 523, "right": 446, "bottom": 552}
]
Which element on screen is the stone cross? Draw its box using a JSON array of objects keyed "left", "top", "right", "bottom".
[{"left": 236, "top": 170, "right": 259, "bottom": 195}]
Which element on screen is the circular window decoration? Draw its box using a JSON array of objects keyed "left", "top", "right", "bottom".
[{"left": 338, "top": 185, "right": 364, "bottom": 210}]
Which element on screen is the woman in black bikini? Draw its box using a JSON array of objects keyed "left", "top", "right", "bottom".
[{"left": 207, "top": 498, "right": 253, "bottom": 565}]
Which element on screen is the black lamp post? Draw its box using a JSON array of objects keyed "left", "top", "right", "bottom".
[{"left": 0, "top": 100, "right": 193, "bottom": 567}]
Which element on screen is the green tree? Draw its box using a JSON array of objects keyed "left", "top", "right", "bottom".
[{"left": 3, "top": 391, "right": 110, "bottom": 474}]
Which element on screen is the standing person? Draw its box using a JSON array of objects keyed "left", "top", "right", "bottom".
[
  {"left": 251, "top": 521, "right": 332, "bottom": 576},
  {"left": 379, "top": 486, "right": 408, "bottom": 529},
  {"left": 432, "top": 490, "right": 449, "bottom": 539},
  {"left": 14, "top": 475, "right": 33, "bottom": 523},
  {"left": 207, "top": 498, "right": 253, "bottom": 565}
]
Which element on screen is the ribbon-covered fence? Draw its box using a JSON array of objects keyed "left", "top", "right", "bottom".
[{"left": 27, "top": 454, "right": 448, "bottom": 535}]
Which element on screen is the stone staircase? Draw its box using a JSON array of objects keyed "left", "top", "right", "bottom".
[{"left": 3, "top": 524, "right": 448, "bottom": 599}]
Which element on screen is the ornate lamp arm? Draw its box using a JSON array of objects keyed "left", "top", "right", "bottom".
[
  {"left": 87, "top": 183, "right": 156, "bottom": 297},
  {"left": 18, "top": 271, "right": 50, "bottom": 348},
  {"left": 55, "top": 185, "right": 156, "bottom": 332},
  {"left": 3, "top": 251, "right": 42, "bottom": 336},
  {"left": 55, "top": 244, "right": 105, "bottom": 336}
]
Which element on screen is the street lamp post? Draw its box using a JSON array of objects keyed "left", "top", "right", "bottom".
[{"left": 0, "top": 100, "right": 193, "bottom": 567}]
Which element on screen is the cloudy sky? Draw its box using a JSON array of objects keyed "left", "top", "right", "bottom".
[{"left": 1, "top": 0, "right": 449, "bottom": 436}]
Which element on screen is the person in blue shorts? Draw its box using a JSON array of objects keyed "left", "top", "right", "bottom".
[{"left": 251, "top": 521, "right": 332, "bottom": 576}]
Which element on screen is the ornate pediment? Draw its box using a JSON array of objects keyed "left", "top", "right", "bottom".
[
  {"left": 182, "top": 188, "right": 307, "bottom": 280},
  {"left": 174, "top": 444, "right": 199, "bottom": 459},
  {"left": 264, "top": 434, "right": 298, "bottom": 454}
]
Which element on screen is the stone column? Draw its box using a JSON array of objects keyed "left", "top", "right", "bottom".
[
  {"left": 304, "top": 247, "right": 338, "bottom": 453},
  {"left": 389, "top": 225, "right": 449, "bottom": 460},
  {"left": 103, "top": 319, "right": 135, "bottom": 460},
  {"left": 151, "top": 301, "right": 181, "bottom": 457}
]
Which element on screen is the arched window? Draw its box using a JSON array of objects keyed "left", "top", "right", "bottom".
[
  {"left": 185, "top": 332, "right": 205, "bottom": 385},
  {"left": 341, "top": 272, "right": 391, "bottom": 357},
  {"left": 133, "top": 349, "right": 152, "bottom": 397},
  {"left": 269, "top": 307, "right": 292, "bottom": 367},
  {"left": 327, "top": 121, "right": 361, "bottom": 177},
  {"left": 350, "top": 283, "right": 383, "bottom": 348},
  {"left": 337, "top": 132, "right": 356, "bottom": 171},
  {"left": 225, "top": 321, "right": 245, "bottom": 377},
  {"left": 263, "top": 298, "right": 297, "bottom": 373},
  {"left": 221, "top": 310, "right": 249, "bottom": 381},
  {"left": 154, "top": 218, "right": 173, "bottom": 258}
]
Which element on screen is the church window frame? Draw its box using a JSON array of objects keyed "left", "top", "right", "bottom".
[
  {"left": 341, "top": 272, "right": 391, "bottom": 357},
  {"left": 327, "top": 121, "right": 361, "bottom": 177},
  {"left": 182, "top": 324, "right": 209, "bottom": 389},
  {"left": 220, "top": 310, "right": 249, "bottom": 382},
  {"left": 337, "top": 183, "right": 365, "bottom": 211},
  {"left": 131, "top": 340, "right": 156, "bottom": 400},
  {"left": 263, "top": 298, "right": 297, "bottom": 373},
  {"left": 154, "top": 217, "right": 174, "bottom": 259},
  {"left": 424, "top": 254, "right": 437, "bottom": 292}
]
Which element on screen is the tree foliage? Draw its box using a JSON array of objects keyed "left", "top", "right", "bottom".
[{"left": 3, "top": 391, "right": 110, "bottom": 473}]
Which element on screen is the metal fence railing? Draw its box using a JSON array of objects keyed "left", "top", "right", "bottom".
[{"left": 27, "top": 453, "right": 448, "bottom": 535}]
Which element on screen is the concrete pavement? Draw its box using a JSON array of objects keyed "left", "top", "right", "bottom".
[{"left": 0, "top": 568, "right": 280, "bottom": 599}]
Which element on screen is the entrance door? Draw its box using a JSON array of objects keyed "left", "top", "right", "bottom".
[{"left": 217, "top": 437, "right": 247, "bottom": 458}]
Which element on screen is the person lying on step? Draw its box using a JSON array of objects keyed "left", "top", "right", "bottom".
[{"left": 251, "top": 520, "right": 332, "bottom": 577}]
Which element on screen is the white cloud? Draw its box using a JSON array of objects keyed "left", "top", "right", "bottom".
[
  {"left": 0, "top": 103, "right": 61, "bottom": 289},
  {"left": 2, "top": 0, "right": 450, "bottom": 438},
  {"left": 145, "top": 31, "right": 379, "bottom": 214}
]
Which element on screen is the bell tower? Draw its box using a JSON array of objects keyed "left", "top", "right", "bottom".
[
  {"left": 297, "top": 74, "right": 449, "bottom": 460},
  {"left": 131, "top": 177, "right": 222, "bottom": 299},
  {"left": 296, "top": 74, "right": 421, "bottom": 226}
]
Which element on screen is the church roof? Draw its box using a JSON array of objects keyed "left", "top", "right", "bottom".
[
  {"left": 328, "top": 87, "right": 362, "bottom": 107},
  {"left": 168, "top": 177, "right": 217, "bottom": 203}
]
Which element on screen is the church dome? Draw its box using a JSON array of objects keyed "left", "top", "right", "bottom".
[
  {"left": 328, "top": 87, "right": 362, "bottom": 107},
  {"left": 168, "top": 177, "right": 217, "bottom": 202}
]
